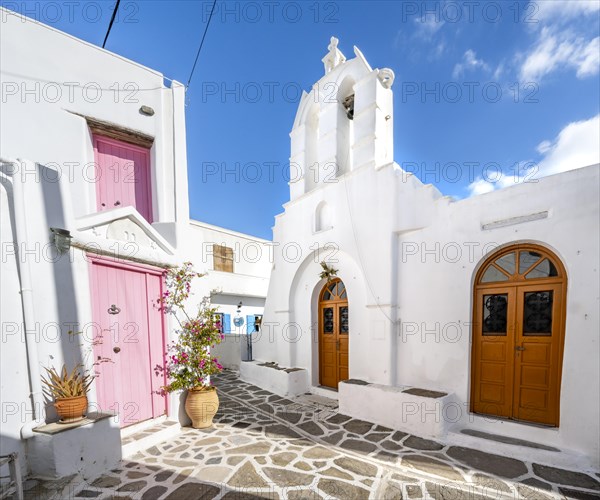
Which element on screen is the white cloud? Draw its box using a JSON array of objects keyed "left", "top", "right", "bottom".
[
  {"left": 468, "top": 114, "right": 600, "bottom": 196},
  {"left": 468, "top": 177, "right": 496, "bottom": 196},
  {"left": 520, "top": 28, "right": 600, "bottom": 81},
  {"left": 453, "top": 50, "right": 490, "bottom": 79},
  {"left": 576, "top": 37, "right": 600, "bottom": 77},
  {"left": 534, "top": 0, "right": 600, "bottom": 23},
  {"left": 536, "top": 114, "right": 600, "bottom": 175},
  {"left": 413, "top": 17, "right": 445, "bottom": 40}
]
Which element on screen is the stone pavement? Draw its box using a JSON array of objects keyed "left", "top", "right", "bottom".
[{"left": 25, "top": 370, "right": 600, "bottom": 499}]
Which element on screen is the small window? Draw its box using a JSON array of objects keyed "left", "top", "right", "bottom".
[
  {"left": 523, "top": 291, "right": 553, "bottom": 335},
  {"left": 481, "top": 265, "right": 509, "bottom": 283},
  {"left": 525, "top": 259, "right": 558, "bottom": 279},
  {"left": 214, "top": 313, "right": 224, "bottom": 333},
  {"left": 482, "top": 294, "right": 508, "bottom": 335},
  {"left": 213, "top": 244, "right": 234, "bottom": 273},
  {"left": 495, "top": 252, "right": 516, "bottom": 275}
]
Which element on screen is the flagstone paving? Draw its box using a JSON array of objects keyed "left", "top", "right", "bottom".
[{"left": 28, "top": 370, "right": 600, "bottom": 499}]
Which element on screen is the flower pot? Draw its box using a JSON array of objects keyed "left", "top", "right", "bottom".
[
  {"left": 55, "top": 395, "right": 88, "bottom": 423},
  {"left": 185, "top": 387, "right": 219, "bottom": 429}
]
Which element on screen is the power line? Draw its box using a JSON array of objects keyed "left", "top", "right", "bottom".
[
  {"left": 102, "top": 0, "right": 121, "bottom": 48},
  {"left": 187, "top": 0, "right": 217, "bottom": 88}
]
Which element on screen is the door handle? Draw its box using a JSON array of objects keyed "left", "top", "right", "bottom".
[
  {"left": 114, "top": 200, "right": 121, "bottom": 206},
  {"left": 515, "top": 346, "right": 525, "bottom": 351},
  {"left": 108, "top": 304, "right": 121, "bottom": 315},
  {"left": 113, "top": 347, "right": 121, "bottom": 354}
]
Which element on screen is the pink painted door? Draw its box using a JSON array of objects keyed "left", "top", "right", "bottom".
[
  {"left": 93, "top": 135, "right": 153, "bottom": 223},
  {"left": 90, "top": 258, "right": 166, "bottom": 427}
]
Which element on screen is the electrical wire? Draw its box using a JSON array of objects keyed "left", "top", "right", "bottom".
[
  {"left": 186, "top": 0, "right": 217, "bottom": 88},
  {"left": 102, "top": 0, "right": 121, "bottom": 48}
]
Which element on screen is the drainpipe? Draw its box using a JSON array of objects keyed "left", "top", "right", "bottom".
[{"left": 1, "top": 158, "right": 46, "bottom": 437}]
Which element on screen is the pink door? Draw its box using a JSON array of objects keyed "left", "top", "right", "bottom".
[
  {"left": 93, "top": 135, "right": 153, "bottom": 223},
  {"left": 89, "top": 257, "right": 166, "bottom": 427}
]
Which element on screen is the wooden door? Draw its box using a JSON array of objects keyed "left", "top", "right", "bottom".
[
  {"left": 319, "top": 279, "right": 349, "bottom": 389},
  {"left": 513, "top": 283, "right": 563, "bottom": 425},
  {"left": 472, "top": 287, "right": 516, "bottom": 419},
  {"left": 471, "top": 245, "right": 566, "bottom": 426},
  {"left": 93, "top": 135, "right": 153, "bottom": 223},
  {"left": 90, "top": 258, "right": 166, "bottom": 427}
]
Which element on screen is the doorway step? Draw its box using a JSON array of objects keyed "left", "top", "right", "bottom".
[
  {"left": 120, "top": 417, "right": 180, "bottom": 458},
  {"left": 446, "top": 426, "right": 597, "bottom": 472},
  {"left": 309, "top": 385, "right": 340, "bottom": 401}
]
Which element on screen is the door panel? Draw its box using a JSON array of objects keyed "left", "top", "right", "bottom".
[
  {"left": 319, "top": 305, "right": 337, "bottom": 388},
  {"left": 513, "top": 284, "right": 562, "bottom": 425},
  {"left": 472, "top": 288, "right": 515, "bottom": 419},
  {"left": 93, "top": 136, "right": 153, "bottom": 223},
  {"left": 337, "top": 305, "right": 349, "bottom": 382},
  {"left": 90, "top": 260, "right": 166, "bottom": 427}
]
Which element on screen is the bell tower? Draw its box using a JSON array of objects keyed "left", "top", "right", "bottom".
[{"left": 289, "top": 38, "right": 395, "bottom": 200}]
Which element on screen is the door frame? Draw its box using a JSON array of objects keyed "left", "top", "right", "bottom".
[
  {"left": 470, "top": 243, "right": 567, "bottom": 426},
  {"left": 318, "top": 278, "right": 349, "bottom": 389},
  {"left": 87, "top": 254, "right": 168, "bottom": 422}
]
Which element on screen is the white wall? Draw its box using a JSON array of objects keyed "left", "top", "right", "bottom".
[
  {"left": 395, "top": 165, "right": 600, "bottom": 463},
  {"left": 0, "top": 8, "right": 189, "bottom": 237}
]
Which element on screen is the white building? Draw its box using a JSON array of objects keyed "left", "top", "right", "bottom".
[
  {"left": 245, "top": 39, "right": 600, "bottom": 469},
  {"left": 0, "top": 9, "right": 269, "bottom": 482}
]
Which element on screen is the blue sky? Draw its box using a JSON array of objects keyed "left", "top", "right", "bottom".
[{"left": 4, "top": 1, "right": 599, "bottom": 239}]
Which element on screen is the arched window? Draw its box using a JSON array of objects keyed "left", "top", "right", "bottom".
[
  {"left": 471, "top": 244, "right": 567, "bottom": 427},
  {"left": 315, "top": 201, "right": 332, "bottom": 232},
  {"left": 477, "top": 246, "right": 563, "bottom": 284}
]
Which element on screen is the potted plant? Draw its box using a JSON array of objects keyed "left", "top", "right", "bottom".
[
  {"left": 160, "top": 263, "right": 224, "bottom": 429},
  {"left": 42, "top": 364, "right": 93, "bottom": 423}
]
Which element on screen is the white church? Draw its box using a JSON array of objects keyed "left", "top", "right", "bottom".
[{"left": 242, "top": 38, "right": 600, "bottom": 469}]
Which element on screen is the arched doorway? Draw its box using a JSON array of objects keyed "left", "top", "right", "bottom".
[
  {"left": 319, "top": 279, "right": 349, "bottom": 389},
  {"left": 471, "top": 244, "right": 567, "bottom": 426}
]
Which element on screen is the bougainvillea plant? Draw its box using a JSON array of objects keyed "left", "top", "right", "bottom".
[{"left": 159, "top": 262, "right": 224, "bottom": 392}]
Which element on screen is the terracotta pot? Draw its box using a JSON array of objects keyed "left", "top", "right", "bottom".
[
  {"left": 55, "top": 395, "right": 88, "bottom": 423},
  {"left": 185, "top": 387, "right": 219, "bottom": 429}
]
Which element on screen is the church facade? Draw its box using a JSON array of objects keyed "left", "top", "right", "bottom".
[{"left": 245, "top": 39, "right": 600, "bottom": 469}]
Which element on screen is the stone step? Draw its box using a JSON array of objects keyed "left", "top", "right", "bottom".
[
  {"left": 307, "top": 386, "right": 340, "bottom": 402},
  {"left": 121, "top": 419, "right": 181, "bottom": 458},
  {"left": 120, "top": 415, "right": 167, "bottom": 438},
  {"left": 447, "top": 427, "right": 595, "bottom": 473}
]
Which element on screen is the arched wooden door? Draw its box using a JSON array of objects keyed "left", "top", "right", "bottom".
[
  {"left": 471, "top": 244, "right": 567, "bottom": 426},
  {"left": 319, "top": 279, "right": 349, "bottom": 389}
]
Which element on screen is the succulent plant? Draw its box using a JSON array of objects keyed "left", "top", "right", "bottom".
[{"left": 42, "top": 364, "right": 93, "bottom": 400}]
